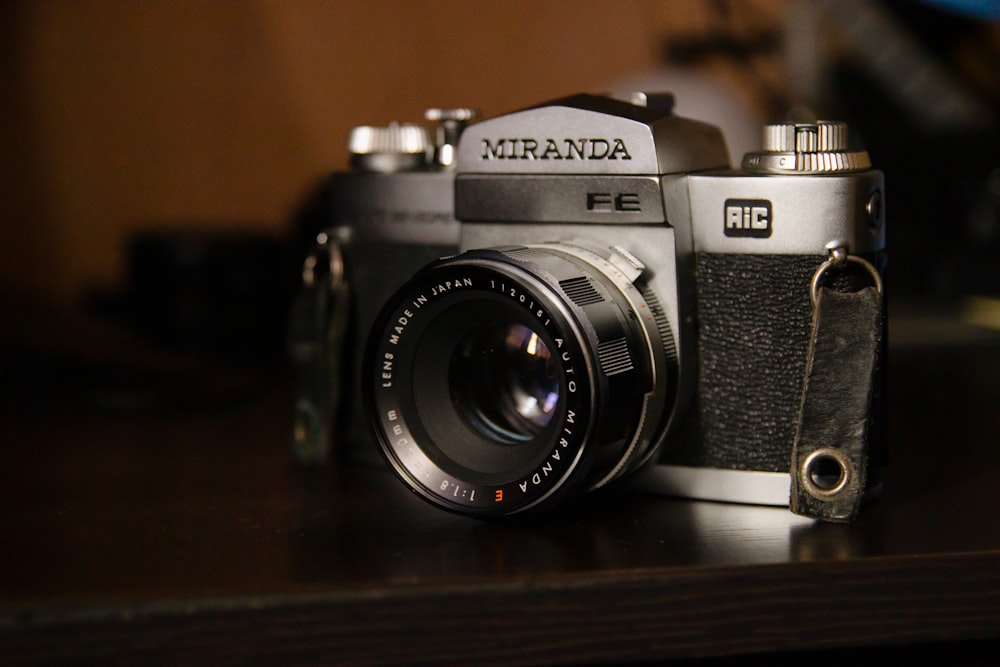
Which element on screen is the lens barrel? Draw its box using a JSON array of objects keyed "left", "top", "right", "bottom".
[{"left": 364, "top": 244, "right": 675, "bottom": 516}]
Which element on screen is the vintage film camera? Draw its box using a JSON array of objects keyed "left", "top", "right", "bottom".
[{"left": 291, "top": 93, "right": 885, "bottom": 522}]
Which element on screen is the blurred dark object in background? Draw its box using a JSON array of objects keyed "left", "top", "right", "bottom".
[
  {"left": 113, "top": 228, "right": 298, "bottom": 364},
  {"left": 0, "top": 294, "right": 268, "bottom": 417},
  {"left": 825, "top": 0, "right": 1000, "bottom": 298},
  {"left": 0, "top": 228, "right": 299, "bottom": 417},
  {"left": 84, "top": 227, "right": 299, "bottom": 368}
]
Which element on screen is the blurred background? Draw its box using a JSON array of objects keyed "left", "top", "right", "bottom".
[{"left": 1, "top": 0, "right": 998, "bottom": 413}]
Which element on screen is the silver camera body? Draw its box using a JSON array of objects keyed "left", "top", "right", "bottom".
[{"left": 300, "top": 93, "right": 886, "bottom": 521}]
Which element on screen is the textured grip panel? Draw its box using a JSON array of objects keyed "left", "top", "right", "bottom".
[{"left": 664, "top": 254, "right": 881, "bottom": 472}]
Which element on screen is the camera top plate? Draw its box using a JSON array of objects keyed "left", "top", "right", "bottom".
[{"left": 456, "top": 94, "right": 730, "bottom": 177}]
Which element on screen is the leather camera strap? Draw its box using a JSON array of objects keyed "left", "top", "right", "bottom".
[{"left": 790, "top": 249, "right": 884, "bottom": 522}]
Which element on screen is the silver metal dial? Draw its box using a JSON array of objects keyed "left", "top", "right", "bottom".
[
  {"left": 349, "top": 123, "right": 431, "bottom": 172},
  {"left": 742, "top": 121, "right": 871, "bottom": 175}
]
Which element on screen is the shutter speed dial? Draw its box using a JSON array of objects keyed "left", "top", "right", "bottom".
[
  {"left": 349, "top": 108, "right": 477, "bottom": 172},
  {"left": 742, "top": 121, "right": 872, "bottom": 175}
]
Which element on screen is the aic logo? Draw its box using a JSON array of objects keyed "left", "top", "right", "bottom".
[{"left": 724, "top": 199, "right": 772, "bottom": 238}]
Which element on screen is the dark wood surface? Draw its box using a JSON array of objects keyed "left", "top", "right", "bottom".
[{"left": 2, "top": 304, "right": 1000, "bottom": 665}]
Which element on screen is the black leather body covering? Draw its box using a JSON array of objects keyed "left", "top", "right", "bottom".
[{"left": 661, "top": 253, "right": 884, "bottom": 474}]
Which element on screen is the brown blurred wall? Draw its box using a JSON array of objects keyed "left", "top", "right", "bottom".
[{"left": 0, "top": 1, "right": 784, "bottom": 305}]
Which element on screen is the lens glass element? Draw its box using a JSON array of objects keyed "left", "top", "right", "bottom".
[{"left": 450, "top": 323, "right": 559, "bottom": 444}]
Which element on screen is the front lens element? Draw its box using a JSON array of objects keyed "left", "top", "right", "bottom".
[{"left": 450, "top": 323, "right": 560, "bottom": 444}]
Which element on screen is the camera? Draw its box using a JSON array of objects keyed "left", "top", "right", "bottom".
[{"left": 292, "top": 93, "right": 885, "bottom": 522}]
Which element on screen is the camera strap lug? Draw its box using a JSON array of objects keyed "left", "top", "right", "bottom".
[
  {"left": 288, "top": 233, "right": 350, "bottom": 465},
  {"left": 790, "top": 247, "right": 884, "bottom": 522}
]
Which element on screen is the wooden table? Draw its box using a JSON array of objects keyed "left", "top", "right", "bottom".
[{"left": 2, "top": 304, "right": 999, "bottom": 665}]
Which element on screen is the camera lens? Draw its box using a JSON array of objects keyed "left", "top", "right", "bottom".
[
  {"left": 451, "top": 322, "right": 559, "bottom": 444},
  {"left": 364, "top": 244, "right": 677, "bottom": 516}
]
